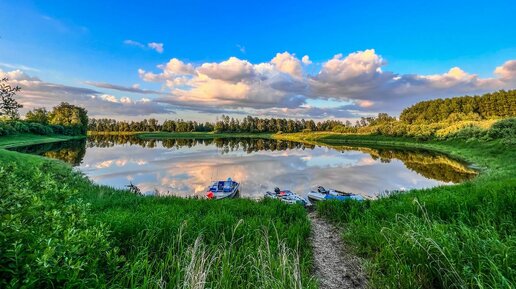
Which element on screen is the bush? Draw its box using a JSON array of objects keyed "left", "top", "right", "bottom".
[
  {"left": 0, "top": 120, "right": 72, "bottom": 136},
  {"left": 28, "top": 122, "right": 53, "bottom": 135},
  {"left": 0, "top": 122, "right": 16, "bottom": 136},
  {"left": 488, "top": 118, "right": 516, "bottom": 140},
  {"left": 11, "top": 121, "right": 29, "bottom": 134},
  {"left": 49, "top": 124, "right": 64, "bottom": 135},
  {"left": 0, "top": 163, "right": 123, "bottom": 288},
  {"left": 447, "top": 125, "right": 488, "bottom": 141}
]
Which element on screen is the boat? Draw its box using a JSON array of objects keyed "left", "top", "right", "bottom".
[
  {"left": 307, "top": 186, "right": 364, "bottom": 202},
  {"left": 206, "top": 178, "right": 240, "bottom": 200},
  {"left": 264, "top": 187, "right": 312, "bottom": 207}
]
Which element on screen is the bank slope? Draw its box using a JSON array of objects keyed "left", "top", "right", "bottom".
[
  {"left": 275, "top": 132, "right": 516, "bottom": 289},
  {"left": 0, "top": 135, "right": 316, "bottom": 289}
]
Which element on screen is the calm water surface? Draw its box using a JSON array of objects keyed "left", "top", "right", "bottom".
[{"left": 14, "top": 136, "right": 477, "bottom": 198}]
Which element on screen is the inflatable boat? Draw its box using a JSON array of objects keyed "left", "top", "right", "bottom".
[
  {"left": 307, "top": 186, "right": 364, "bottom": 202},
  {"left": 265, "top": 187, "right": 312, "bottom": 207}
]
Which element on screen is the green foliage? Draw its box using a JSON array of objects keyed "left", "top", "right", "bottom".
[
  {"left": 25, "top": 108, "right": 49, "bottom": 124},
  {"left": 0, "top": 78, "right": 23, "bottom": 120},
  {"left": 0, "top": 162, "right": 123, "bottom": 288},
  {"left": 487, "top": 118, "right": 516, "bottom": 144},
  {"left": 88, "top": 115, "right": 350, "bottom": 134},
  {"left": 0, "top": 147, "right": 316, "bottom": 288},
  {"left": 0, "top": 120, "right": 79, "bottom": 136},
  {"left": 400, "top": 90, "right": 516, "bottom": 124},
  {"left": 27, "top": 122, "right": 54, "bottom": 135},
  {"left": 442, "top": 118, "right": 516, "bottom": 145},
  {"left": 49, "top": 102, "right": 88, "bottom": 135},
  {"left": 310, "top": 136, "right": 516, "bottom": 289}
]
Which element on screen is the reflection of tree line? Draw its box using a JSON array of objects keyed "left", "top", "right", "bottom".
[
  {"left": 11, "top": 139, "right": 86, "bottom": 166},
  {"left": 336, "top": 146, "right": 477, "bottom": 183},
  {"left": 12, "top": 136, "right": 477, "bottom": 184},
  {"left": 86, "top": 135, "right": 316, "bottom": 154}
]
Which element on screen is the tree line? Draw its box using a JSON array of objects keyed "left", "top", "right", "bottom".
[
  {"left": 88, "top": 116, "right": 350, "bottom": 133},
  {"left": 0, "top": 103, "right": 88, "bottom": 136},
  {"left": 0, "top": 78, "right": 89, "bottom": 136},
  {"left": 400, "top": 90, "right": 516, "bottom": 124},
  {"left": 1, "top": 75, "right": 514, "bottom": 139}
]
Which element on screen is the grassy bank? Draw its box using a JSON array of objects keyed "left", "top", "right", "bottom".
[
  {"left": 275, "top": 132, "right": 516, "bottom": 288},
  {"left": 0, "top": 134, "right": 83, "bottom": 149},
  {"left": 2, "top": 131, "right": 515, "bottom": 288},
  {"left": 0, "top": 135, "right": 315, "bottom": 288}
]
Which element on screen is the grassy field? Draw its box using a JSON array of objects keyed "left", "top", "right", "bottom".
[
  {"left": 2, "top": 129, "right": 515, "bottom": 288},
  {"left": 0, "top": 135, "right": 316, "bottom": 289},
  {"left": 274, "top": 132, "right": 516, "bottom": 288},
  {"left": 0, "top": 134, "right": 83, "bottom": 149}
]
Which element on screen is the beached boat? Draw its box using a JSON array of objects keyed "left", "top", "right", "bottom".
[
  {"left": 264, "top": 187, "right": 312, "bottom": 207},
  {"left": 206, "top": 178, "right": 240, "bottom": 199},
  {"left": 307, "top": 186, "right": 364, "bottom": 202}
]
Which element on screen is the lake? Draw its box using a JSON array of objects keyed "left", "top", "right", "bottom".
[{"left": 13, "top": 135, "right": 477, "bottom": 198}]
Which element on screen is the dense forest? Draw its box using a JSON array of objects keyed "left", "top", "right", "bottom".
[
  {"left": 88, "top": 116, "right": 345, "bottom": 133},
  {"left": 400, "top": 90, "right": 516, "bottom": 124}
]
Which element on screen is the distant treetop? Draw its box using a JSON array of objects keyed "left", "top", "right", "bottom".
[{"left": 400, "top": 90, "right": 516, "bottom": 124}]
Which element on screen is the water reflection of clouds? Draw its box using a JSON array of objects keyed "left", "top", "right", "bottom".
[{"left": 77, "top": 142, "right": 457, "bottom": 198}]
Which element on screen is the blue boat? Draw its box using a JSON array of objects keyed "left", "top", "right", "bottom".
[
  {"left": 206, "top": 178, "right": 240, "bottom": 200},
  {"left": 307, "top": 186, "right": 364, "bottom": 202}
]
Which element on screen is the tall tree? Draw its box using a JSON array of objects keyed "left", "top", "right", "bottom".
[
  {"left": 0, "top": 78, "right": 23, "bottom": 119},
  {"left": 25, "top": 107, "right": 49, "bottom": 124},
  {"left": 49, "top": 102, "right": 88, "bottom": 135}
]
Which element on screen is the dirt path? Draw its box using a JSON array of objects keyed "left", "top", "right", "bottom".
[{"left": 309, "top": 212, "right": 367, "bottom": 289}]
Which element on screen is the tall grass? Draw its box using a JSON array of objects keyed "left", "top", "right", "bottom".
[
  {"left": 314, "top": 136, "right": 516, "bottom": 289},
  {"left": 0, "top": 149, "right": 316, "bottom": 288}
]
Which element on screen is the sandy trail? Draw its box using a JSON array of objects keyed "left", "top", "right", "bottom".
[{"left": 309, "top": 212, "right": 367, "bottom": 289}]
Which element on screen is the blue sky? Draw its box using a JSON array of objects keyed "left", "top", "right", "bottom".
[{"left": 1, "top": 0, "right": 515, "bottom": 120}]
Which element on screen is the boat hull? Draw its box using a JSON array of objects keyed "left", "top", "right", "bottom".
[
  {"left": 264, "top": 190, "right": 312, "bottom": 207},
  {"left": 307, "top": 189, "right": 364, "bottom": 203}
]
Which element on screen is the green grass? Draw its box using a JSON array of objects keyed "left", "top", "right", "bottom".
[
  {"left": 0, "top": 134, "right": 83, "bottom": 149},
  {"left": 0, "top": 136, "right": 316, "bottom": 289},
  {"left": 275, "top": 132, "right": 516, "bottom": 289},
  {"left": 2, "top": 131, "right": 515, "bottom": 288}
]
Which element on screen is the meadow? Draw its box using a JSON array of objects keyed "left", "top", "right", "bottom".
[
  {"left": 0, "top": 142, "right": 316, "bottom": 288},
  {"left": 1, "top": 117, "right": 515, "bottom": 288}
]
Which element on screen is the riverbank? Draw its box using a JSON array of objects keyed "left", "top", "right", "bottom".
[
  {"left": 1, "top": 132, "right": 514, "bottom": 288},
  {"left": 0, "top": 134, "right": 316, "bottom": 288},
  {"left": 273, "top": 132, "right": 515, "bottom": 288},
  {"left": 0, "top": 134, "right": 83, "bottom": 149}
]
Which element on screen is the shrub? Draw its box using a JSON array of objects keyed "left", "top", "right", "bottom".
[
  {"left": 49, "top": 124, "right": 65, "bottom": 135},
  {"left": 0, "top": 122, "right": 16, "bottom": 136},
  {"left": 11, "top": 121, "right": 29, "bottom": 133},
  {"left": 28, "top": 122, "right": 53, "bottom": 135},
  {"left": 0, "top": 163, "right": 123, "bottom": 288},
  {"left": 448, "top": 125, "right": 487, "bottom": 141},
  {"left": 488, "top": 118, "right": 516, "bottom": 140}
]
